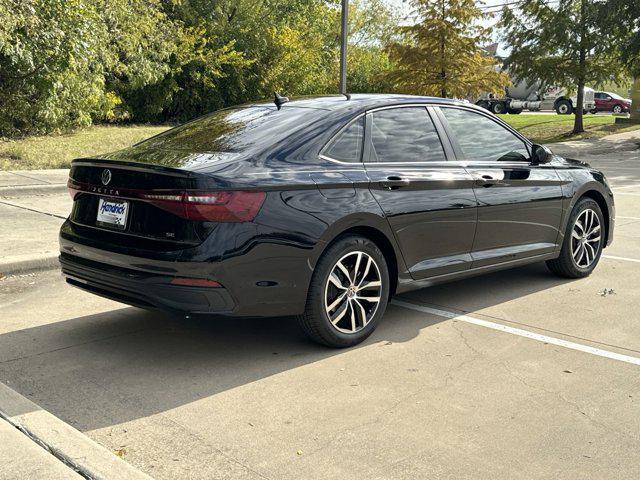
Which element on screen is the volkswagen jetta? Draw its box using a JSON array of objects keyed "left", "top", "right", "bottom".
[{"left": 60, "top": 94, "right": 615, "bottom": 347}]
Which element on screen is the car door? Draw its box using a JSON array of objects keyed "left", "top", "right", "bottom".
[
  {"left": 364, "top": 105, "right": 477, "bottom": 279},
  {"left": 436, "top": 106, "right": 564, "bottom": 268}
]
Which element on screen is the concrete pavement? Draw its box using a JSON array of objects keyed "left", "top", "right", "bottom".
[
  {"left": 0, "top": 418, "right": 82, "bottom": 480},
  {"left": 0, "top": 130, "right": 639, "bottom": 479}
]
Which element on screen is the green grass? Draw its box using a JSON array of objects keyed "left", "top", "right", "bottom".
[
  {"left": 0, "top": 124, "right": 170, "bottom": 170},
  {"left": 2, "top": 114, "right": 640, "bottom": 171},
  {"left": 499, "top": 114, "right": 640, "bottom": 144}
]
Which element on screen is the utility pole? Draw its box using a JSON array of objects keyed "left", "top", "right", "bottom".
[{"left": 340, "top": 0, "right": 348, "bottom": 95}]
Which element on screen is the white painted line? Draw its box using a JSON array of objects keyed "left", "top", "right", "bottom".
[
  {"left": 616, "top": 216, "right": 640, "bottom": 220},
  {"left": 612, "top": 184, "right": 640, "bottom": 190},
  {"left": 615, "top": 192, "right": 640, "bottom": 196},
  {"left": 393, "top": 300, "right": 640, "bottom": 366},
  {"left": 603, "top": 254, "right": 640, "bottom": 264}
]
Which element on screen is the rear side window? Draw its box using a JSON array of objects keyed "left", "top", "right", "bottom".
[
  {"left": 368, "top": 107, "right": 446, "bottom": 163},
  {"left": 441, "top": 108, "right": 529, "bottom": 162},
  {"left": 323, "top": 116, "right": 364, "bottom": 162}
]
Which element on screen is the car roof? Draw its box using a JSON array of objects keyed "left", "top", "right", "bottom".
[{"left": 248, "top": 93, "right": 467, "bottom": 112}]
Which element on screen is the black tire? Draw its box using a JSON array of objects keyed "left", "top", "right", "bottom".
[
  {"left": 476, "top": 100, "right": 489, "bottom": 111},
  {"left": 546, "top": 198, "right": 605, "bottom": 278},
  {"left": 555, "top": 99, "right": 573, "bottom": 115},
  {"left": 492, "top": 102, "right": 506, "bottom": 114},
  {"left": 297, "top": 235, "right": 390, "bottom": 347},
  {"left": 507, "top": 108, "right": 523, "bottom": 114},
  {"left": 612, "top": 104, "right": 623, "bottom": 114}
]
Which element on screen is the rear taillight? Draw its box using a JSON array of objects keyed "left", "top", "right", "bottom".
[
  {"left": 68, "top": 179, "right": 80, "bottom": 199},
  {"left": 141, "top": 191, "right": 265, "bottom": 222}
]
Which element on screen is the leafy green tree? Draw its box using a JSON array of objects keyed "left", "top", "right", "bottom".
[
  {"left": 501, "top": 0, "right": 624, "bottom": 133},
  {"left": 346, "top": 0, "right": 399, "bottom": 93},
  {"left": 384, "top": 0, "right": 508, "bottom": 98},
  {"left": 0, "top": 0, "right": 110, "bottom": 136}
]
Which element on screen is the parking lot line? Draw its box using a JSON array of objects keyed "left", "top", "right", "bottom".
[
  {"left": 393, "top": 300, "right": 640, "bottom": 366},
  {"left": 603, "top": 254, "right": 640, "bottom": 264},
  {"left": 612, "top": 184, "right": 640, "bottom": 190},
  {"left": 616, "top": 216, "right": 640, "bottom": 220}
]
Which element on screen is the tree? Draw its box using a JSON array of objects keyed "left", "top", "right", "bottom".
[
  {"left": 384, "top": 0, "right": 508, "bottom": 98},
  {"left": 501, "top": 0, "right": 625, "bottom": 133},
  {"left": 601, "top": 0, "right": 640, "bottom": 120}
]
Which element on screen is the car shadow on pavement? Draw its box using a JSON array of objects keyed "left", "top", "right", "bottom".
[{"left": 0, "top": 262, "right": 571, "bottom": 432}]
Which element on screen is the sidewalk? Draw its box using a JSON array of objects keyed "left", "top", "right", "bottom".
[
  {"left": 0, "top": 382, "right": 152, "bottom": 480},
  {"left": 0, "top": 170, "right": 71, "bottom": 276},
  {"left": 0, "top": 418, "right": 82, "bottom": 480},
  {"left": 547, "top": 128, "right": 640, "bottom": 159}
]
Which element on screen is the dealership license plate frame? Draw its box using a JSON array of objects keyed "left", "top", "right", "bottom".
[{"left": 96, "top": 197, "right": 129, "bottom": 230}]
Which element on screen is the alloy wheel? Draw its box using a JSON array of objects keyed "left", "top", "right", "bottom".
[
  {"left": 324, "top": 251, "right": 382, "bottom": 334},
  {"left": 613, "top": 105, "right": 622, "bottom": 114},
  {"left": 571, "top": 208, "right": 601, "bottom": 268}
]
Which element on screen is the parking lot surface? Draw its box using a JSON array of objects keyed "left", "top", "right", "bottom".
[{"left": 1, "top": 137, "right": 639, "bottom": 479}]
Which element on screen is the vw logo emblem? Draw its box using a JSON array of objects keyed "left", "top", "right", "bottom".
[{"left": 101, "top": 169, "right": 112, "bottom": 186}]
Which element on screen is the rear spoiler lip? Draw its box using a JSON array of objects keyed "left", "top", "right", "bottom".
[{"left": 71, "top": 157, "right": 194, "bottom": 178}]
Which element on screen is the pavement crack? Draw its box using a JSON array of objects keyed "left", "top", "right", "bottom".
[{"left": 499, "top": 362, "right": 635, "bottom": 440}]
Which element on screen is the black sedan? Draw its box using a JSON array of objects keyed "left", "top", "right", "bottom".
[{"left": 60, "top": 94, "right": 615, "bottom": 347}]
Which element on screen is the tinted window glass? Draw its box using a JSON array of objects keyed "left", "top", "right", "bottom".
[
  {"left": 368, "top": 107, "right": 446, "bottom": 163},
  {"left": 323, "top": 116, "right": 364, "bottom": 162},
  {"left": 140, "top": 106, "right": 326, "bottom": 154},
  {"left": 442, "top": 108, "right": 529, "bottom": 162}
]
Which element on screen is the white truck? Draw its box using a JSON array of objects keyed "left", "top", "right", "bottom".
[{"left": 476, "top": 80, "right": 596, "bottom": 115}]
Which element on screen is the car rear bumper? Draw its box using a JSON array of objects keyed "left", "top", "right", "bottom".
[
  {"left": 60, "top": 253, "right": 236, "bottom": 314},
  {"left": 59, "top": 219, "right": 313, "bottom": 317}
]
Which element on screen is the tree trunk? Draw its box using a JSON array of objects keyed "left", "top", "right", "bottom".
[
  {"left": 573, "top": 0, "right": 586, "bottom": 134},
  {"left": 574, "top": 77, "right": 585, "bottom": 134}
]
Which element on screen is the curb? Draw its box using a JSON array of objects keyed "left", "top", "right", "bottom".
[
  {"left": 0, "top": 183, "right": 67, "bottom": 197},
  {"left": 0, "top": 382, "right": 153, "bottom": 480},
  {"left": 0, "top": 253, "right": 60, "bottom": 276}
]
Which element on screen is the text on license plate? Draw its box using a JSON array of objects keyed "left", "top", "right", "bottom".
[{"left": 96, "top": 198, "right": 129, "bottom": 229}]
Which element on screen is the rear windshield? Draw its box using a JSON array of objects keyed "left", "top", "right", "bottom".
[{"left": 139, "top": 106, "right": 326, "bottom": 154}]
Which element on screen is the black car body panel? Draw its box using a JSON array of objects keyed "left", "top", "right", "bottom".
[{"left": 59, "top": 94, "right": 615, "bottom": 317}]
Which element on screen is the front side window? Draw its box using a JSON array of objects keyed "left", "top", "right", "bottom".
[
  {"left": 441, "top": 108, "right": 529, "bottom": 163},
  {"left": 368, "top": 107, "right": 446, "bottom": 163},
  {"left": 323, "top": 116, "right": 364, "bottom": 162}
]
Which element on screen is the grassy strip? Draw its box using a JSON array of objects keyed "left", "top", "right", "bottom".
[
  {"left": 499, "top": 114, "right": 640, "bottom": 144},
  {"left": 0, "top": 125, "right": 170, "bottom": 170},
  {"left": 1, "top": 114, "right": 639, "bottom": 171}
]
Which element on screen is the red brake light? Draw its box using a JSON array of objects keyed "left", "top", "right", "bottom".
[{"left": 142, "top": 191, "right": 265, "bottom": 222}]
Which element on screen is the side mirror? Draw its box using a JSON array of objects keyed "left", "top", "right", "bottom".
[{"left": 531, "top": 144, "right": 552, "bottom": 164}]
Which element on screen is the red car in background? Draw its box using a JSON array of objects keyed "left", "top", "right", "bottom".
[{"left": 593, "top": 91, "right": 632, "bottom": 114}]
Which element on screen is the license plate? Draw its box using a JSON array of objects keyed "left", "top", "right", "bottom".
[{"left": 96, "top": 198, "right": 129, "bottom": 230}]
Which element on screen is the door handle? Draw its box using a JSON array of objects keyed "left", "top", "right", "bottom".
[
  {"left": 379, "top": 176, "right": 410, "bottom": 190},
  {"left": 472, "top": 173, "right": 500, "bottom": 187}
]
